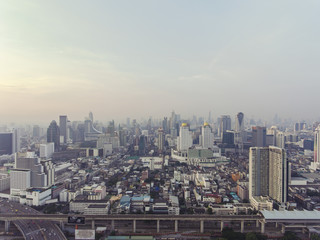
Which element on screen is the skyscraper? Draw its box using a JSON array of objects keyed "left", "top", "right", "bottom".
[
  {"left": 234, "top": 112, "right": 245, "bottom": 145},
  {"left": 59, "top": 115, "right": 68, "bottom": 144},
  {"left": 0, "top": 130, "right": 19, "bottom": 155},
  {"left": 235, "top": 112, "right": 244, "bottom": 132},
  {"left": 218, "top": 115, "right": 231, "bottom": 138},
  {"left": 0, "top": 132, "right": 14, "bottom": 155},
  {"left": 177, "top": 123, "right": 192, "bottom": 152},
  {"left": 314, "top": 126, "right": 320, "bottom": 166},
  {"left": 201, "top": 122, "right": 214, "bottom": 149},
  {"left": 249, "top": 146, "right": 288, "bottom": 204},
  {"left": 11, "top": 152, "right": 55, "bottom": 196},
  {"left": 158, "top": 128, "right": 165, "bottom": 153},
  {"left": 252, "top": 126, "right": 266, "bottom": 147},
  {"left": 47, "top": 120, "right": 60, "bottom": 151}
]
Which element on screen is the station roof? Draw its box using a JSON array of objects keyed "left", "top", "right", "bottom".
[{"left": 261, "top": 210, "right": 320, "bottom": 220}]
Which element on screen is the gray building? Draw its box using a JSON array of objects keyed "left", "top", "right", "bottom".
[
  {"left": 59, "top": 115, "right": 68, "bottom": 144},
  {"left": 249, "top": 146, "right": 288, "bottom": 204},
  {"left": 252, "top": 126, "right": 266, "bottom": 147}
]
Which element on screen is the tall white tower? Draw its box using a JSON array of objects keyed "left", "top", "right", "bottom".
[
  {"left": 177, "top": 123, "right": 192, "bottom": 151},
  {"left": 314, "top": 126, "right": 320, "bottom": 166},
  {"left": 201, "top": 122, "right": 214, "bottom": 149}
]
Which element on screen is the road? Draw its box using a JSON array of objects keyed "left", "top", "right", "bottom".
[{"left": 0, "top": 199, "right": 66, "bottom": 240}]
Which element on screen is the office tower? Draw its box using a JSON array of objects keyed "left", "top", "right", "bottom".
[
  {"left": 0, "top": 130, "right": 19, "bottom": 155},
  {"left": 107, "top": 120, "right": 115, "bottom": 137},
  {"left": 47, "top": 120, "right": 60, "bottom": 151},
  {"left": 249, "top": 146, "right": 288, "bottom": 203},
  {"left": 201, "top": 123, "right": 214, "bottom": 149},
  {"left": 177, "top": 123, "right": 192, "bottom": 151},
  {"left": 235, "top": 112, "right": 244, "bottom": 132},
  {"left": 276, "top": 131, "right": 285, "bottom": 148},
  {"left": 162, "top": 117, "right": 168, "bottom": 133},
  {"left": 218, "top": 115, "right": 231, "bottom": 138},
  {"left": 84, "top": 112, "right": 102, "bottom": 141},
  {"left": 10, "top": 152, "right": 55, "bottom": 196},
  {"left": 234, "top": 112, "right": 245, "bottom": 145},
  {"left": 10, "top": 169, "right": 31, "bottom": 195},
  {"left": 15, "top": 152, "right": 55, "bottom": 187},
  {"left": 314, "top": 126, "right": 320, "bottom": 166},
  {"left": 252, "top": 126, "right": 266, "bottom": 147},
  {"left": 40, "top": 143, "right": 55, "bottom": 159},
  {"left": 294, "top": 122, "right": 306, "bottom": 132},
  {"left": 138, "top": 135, "right": 146, "bottom": 156},
  {"left": 158, "top": 128, "right": 165, "bottom": 152},
  {"left": 118, "top": 125, "right": 126, "bottom": 147},
  {"left": 59, "top": 115, "right": 67, "bottom": 143},
  {"left": 223, "top": 131, "right": 235, "bottom": 145},
  {"left": 0, "top": 132, "right": 14, "bottom": 155},
  {"left": 33, "top": 125, "right": 41, "bottom": 138},
  {"left": 89, "top": 112, "right": 94, "bottom": 122},
  {"left": 12, "top": 129, "right": 20, "bottom": 153},
  {"left": 170, "top": 111, "right": 176, "bottom": 129}
]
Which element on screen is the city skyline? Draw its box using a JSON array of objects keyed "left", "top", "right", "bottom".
[{"left": 1, "top": 1, "right": 320, "bottom": 123}]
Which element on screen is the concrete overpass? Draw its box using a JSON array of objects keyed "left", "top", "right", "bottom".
[
  {"left": 0, "top": 214, "right": 262, "bottom": 234},
  {"left": 2, "top": 211, "right": 319, "bottom": 235}
]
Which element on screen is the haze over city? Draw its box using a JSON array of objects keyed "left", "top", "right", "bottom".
[{"left": 1, "top": 0, "right": 320, "bottom": 123}]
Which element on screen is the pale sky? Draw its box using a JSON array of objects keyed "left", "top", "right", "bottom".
[{"left": 1, "top": 1, "right": 320, "bottom": 124}]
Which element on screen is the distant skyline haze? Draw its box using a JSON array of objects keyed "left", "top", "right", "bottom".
[{"left": 1, "top": 1, "right": 320, "bottom": 123}]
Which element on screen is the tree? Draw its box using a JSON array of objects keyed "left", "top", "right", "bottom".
[
  {"left": 282, "top": 231, "right": 300, "bottom": 240},
  {"left": 246, "top": 232, "right": 258, "bottom": 240},
  {"left": 222, "top": 227, "right": 245, "bottom": 240},
  {"left": 311, "top": 234, "right": 320, "bottom": 240}
]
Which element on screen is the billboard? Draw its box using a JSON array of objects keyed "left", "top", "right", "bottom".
[{"left": 68, "top": 216, "right": 85, "bottom": 224}]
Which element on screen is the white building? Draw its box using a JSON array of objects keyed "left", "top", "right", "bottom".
[
  {"left": 313, "top": 126, "right": 320, "bottom": 169},
  {"left": 141, "top": 157, "right": 163, "bottom": 170},
  {"left": 0, "top": 173, "right": 10, "bottom": 191},
  {"left": 40, "top": 143, "right": 55, "bottom": 159},
  {"left": 83, "top": 203, "right": 110, "bottom": 215},
  {"left": 200, "top": 123, "right": 214, "bottom": 149},
  {"left": 10, "top": 169, "right": 31, "bottom": 196},
  {"left": 177, "top": 123, "right": 192, "bottom": 152},
  {"left": 24, "top": 188, "right": 52, "bottom": 206}
]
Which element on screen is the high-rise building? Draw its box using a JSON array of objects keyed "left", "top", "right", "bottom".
[
  {"left": 33, "top": 125, "right": 41, "bottom": 138},
  {"left": 59, "top": 115, "right": 68, "bottom": 144},
  {"left": 269, "top": 147, "right": 288, "bottom": 203},
  {"left": 0, "top": 130, "right": 19, "bottom": 156},
  {"left": 249, "top": 146, "right": 288, "bottom": 204},
  {"left": 10, "top": 169, "right": 31, "bottom": 196},
  {"left": 201, "top": 123, "right": 214, "bottom": 149},
  {"left": 0, "top": 132, "right": 14, "bottom": 155},
  {"left": 234, "top": 112, "right": 246, "bottom": 145},
  {"left": 235, "top": 112, "right": 244, "bottom": 132},
  {"left": 252, "top": 126, "right": 266, "bottom": 147},
  {"left": 11, "top": 152, "right": 55, "bottom": 196},
  {"left": 47, "top": 120, "right": 60, "bottom": 151},
  {"left": 138, "top": 135, "right": 147, "bottom": 156},
  {"left": 276, "top": 131, "right": 285, "bottom": 148},
  {"left": 177, "top": 123, "right": 192, "bottom": 152},
  {"left": 218, "top": 115, "right": 231, "bottom": 138},
  {"left": 314, "top": 126, "right": 320, "bottom": 166},
  {"left": 158, "top": 128, "right": 165, "bottom": 153},
  {"left": 40, "top": 143, "right": 55, "bottom": 159}
]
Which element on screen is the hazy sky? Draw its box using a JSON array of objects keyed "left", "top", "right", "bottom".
[{"left": 1, "top": 1, "right": 320, "bottom": 124}]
